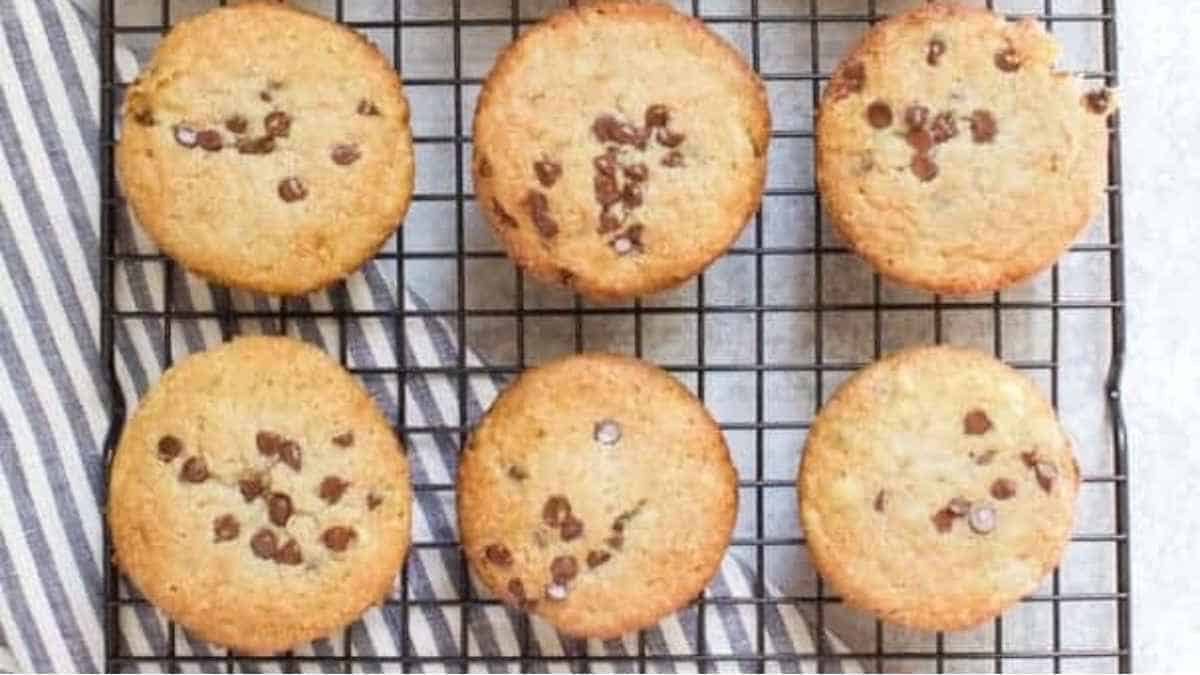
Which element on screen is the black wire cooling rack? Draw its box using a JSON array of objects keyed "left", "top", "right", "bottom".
[{"left": 98, "top": 0, "right": 1129, "bottom": 672}]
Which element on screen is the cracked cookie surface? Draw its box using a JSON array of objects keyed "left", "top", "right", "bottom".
[
  {"left": 458, "top": 353, "right": 737, "bottom": 638},
  {"left": 798, "top": 345, "right": 1079, "bottom": 632},
  {"left": 472, "top": 1, "right": 770, "bottom": 301},
  {"left": 116, "top": 1, "right": 414, "bottom": 295},
  {"left": 816, "top": 2, "right": 1116, "bottom": 294},
  {"left": 109, "top": 336, "right": 411, "bottom": 654}
]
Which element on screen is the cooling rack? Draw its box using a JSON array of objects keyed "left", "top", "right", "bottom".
[{"left": 99, "top": 0, "right": 1129, "bottom": 671}]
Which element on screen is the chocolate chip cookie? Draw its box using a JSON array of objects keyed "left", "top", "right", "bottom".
[
  {"left": 458, "top": 353, "right": 737, "bottom": 637},
  {"left": 116, "top": 1, "right": 414, "bottom": 295},
  {"left": 472, "top": 2, "right": 770, "bottom": 301},
  {"left": 108, "top": 336, "right": 411, "bottom": 654},
  {"left": 816, "top": 2, "right": 1116, "bottom": 294},
  {"left": 798, "top": 345, "right": 1079, "bottom": 632}
]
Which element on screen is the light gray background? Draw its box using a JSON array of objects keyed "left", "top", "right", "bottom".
[{"left": 90, "top": 0, "right": 1200, "bottom": 671}]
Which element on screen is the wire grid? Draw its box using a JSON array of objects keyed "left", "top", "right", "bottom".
[{"left": 98, "top": 0, "right": 1130, "bottom": 672}]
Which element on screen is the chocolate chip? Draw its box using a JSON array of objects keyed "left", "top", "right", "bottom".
[
  {"left": 357, "top": 99, "right": 380, "bottom": 116},
  {"left": 196, "top": 130, "right": 223, "bottom": 152},
  {"left": 586, "top": 550, "right": 611, "bottom": 568},
  {"left": 594, "top": 173, "right": 620, "bottom": 207},
  {"left": 655, "top": 128, "right": 685, "bottom": 148},
  {"left": 1021, "top": 450, "right": 1040, "bottom": 468},
  {"left": 991, "top": 478, "right": 1017, "bottom": 500},
  {"left": 157, "top": 435, "right": 183, "bottom": 462},
  {"left": 932, "top": 508, "right": 956, "bottom": 533},
  {"left": 623, "top": 163, "right": 648, "bottom": 183},
  {"left": 948, "top": 497, "right": 972, "bottom": 517},
  {"left": 264, "top": 111, "right": 291, "bottom": 138},
  {"left": 543, "top": 495, "right": 571, "bottom": 527},
  {"left": 507, "top": 578, "right": 528, "bottom": 605},
  {"left": 493, "top": 199, "right": 517, "bottom": 228},
  {"left": 592, "top": 115, "right": 645, "bottom": 148},
  {"left": 612, "top": 501, "right": 645, "bottom": 532},
  {"left": 995, "top": 47, "right": 1021, "bottom": 72},
  {"left": 268, "top": 492, "right": 293, "bottom": 527},
  {"left": 477, "top": 155, "right": 493, "bottom": 178},
  {"left": 550, "top": 555, "right": 578, "bottom": 584},
  {"left": 180, "top": 456, "right": 208, "bottom": 483},
  {"left": 225, "top": 115, "right": 248, "bottom": 134},
  {"left": 507, "top": 465, "right": 528, "bottom": 481},
  {"left": 906, "top": 128, "right": 934, "bottom": 153},
  {"left": 593, "top": 418, "right": 622, "bottom": 445},
  {"left": 904, "top": 105, "right": 930, "bottom": 130},
  {"left": 544, "top": 582, "right": 568, "bottom": 601},
  {"left": 645, "top": 104, "right": 670, "bottom": 128},
  {"left": 866, "top": 100, "right": 893, "bottom": 129},
  {"left": 250, "top": 529, "right": 277, "bottom": 559},
  {"left": 236, "top": 135, "right": 275, "bottom": 154},
  {"left": 213, "top": 514, "right": 240, "bottom": 542},
  {"left": 1035, "top": 461, "right": 1058, "bottom": 493},
  {"left": 930, "top": 112, "right": 958, "bottom": 143},
  {"left": 598, "top": 209, "right": 622, "bottom": 234},
  {"left": 829, "top": 61, "right": 865, "bottom": 101},
  {"left": 260, "top": 91, "right": 273, "bottom": 103},
  {"left": 873, "top": 490, "right": 886, "bottom": 513},
  {"left": 661, "top": 150, "right": 685, "bottom": 168},
  {"left": 560, "top": 514, "right": 584, "bottom": 542},
  {"left": 332, "top": 431, "right": 354, "bottom": 447},
  {"left": 927, "top": 39, "right": 946, "bottom": 66},
  {"left": 968, "top": 503, "right": 997, "bottom": 534},
  {"left": 133, "top": 108, "right": 155, "bottom": 126},
  {"left": 593, "top": 151, "right": 618, "bottom": 177},
  {"left": 239, "top": 476, "right": 265, "bottom": 502},
  {"left": 523, "top": 190, "right": 558, "bottom": 238},
  {"left": 969, "top": 110, "right": 997, "bottom": 143},
  {"left": 257, "top": 431, "right": 284, "bottom": 457},
  {"left": 331, "top": 144, "right": 361, "bottom": 166},
  {"left": 322, "top": 526, "right": 356, "bottom": 552},
  {"left": 610, "top": 225, "right": 645, "bottom": 256},
  {"left": 534, "top": 159, "right": 562, "bottom": 188},
  {"left": 1084, "top": 89, "right": 1112, "bottom": 114},
  {"left": 274, "top": 538, "right": 303, "bottom": 565},
  {"left": 484, "top": 543, "right": 513, "bottom": 566},
  {"left": 172, "top": 125, "right": 198, "bottom": 148},
  {"left": 278, "top": 177, "right": 308, "bottom": 203},
  {"left": 963, "top": 409, "right": 993, "bottom": 435},
  {"left": 910, "top": 154, "right": 939, "bottom": 182},
  {"left": 605, "top": 534, "right": 624, "bottom": 550},
  {"left": 319, "top": 476, "right": 350, "bottom": 505},
  {"left": 367, "top": 493, "right": 383, "bottom": 510},
  {"left": 620, "top": 182, "right": 643, "bottom": 209},
  {"left": 975, "top": 448, "right": 998, "bottom": 466}
]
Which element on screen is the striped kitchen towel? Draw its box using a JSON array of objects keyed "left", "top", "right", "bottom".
[{"left": 0, "top": 1, "right": 861, "bottom": 672}]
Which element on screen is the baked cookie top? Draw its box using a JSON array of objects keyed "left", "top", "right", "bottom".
[
  {"left": 798, "top": 345, "right": 1079, "bottom": 632},
  {"left": 816, "top": 2, "right": 1116, "bottom": 295},
  {"left": 108, "top": 336, "right": 411, "bottom": 654},
  {"left": 472, "top": 1, "right": 770, "bottom": 301},
  {"left": 458, "top": 352, "right": 738, "bottom": 638},
  {"left": 116, "top": 1, "right": 413, "bottom": 295}
]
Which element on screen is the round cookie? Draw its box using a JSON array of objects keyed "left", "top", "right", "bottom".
[
  {"left": 815, "top": 2, "right": 1116, "bottom": 295},
  {"left": 458, "top": 353, "right": 737, "bottom": 638},
  {"left": 116, "top": 1, "right": 414, "bottom": 295},
  {"left": 472, "top": 2, "right": 770, "bottom": 301},
  {"left": 109, "top": 336, "right": 411, "bottom": 654},
  {"left": 798, "top": 345, "right": 1079, "bottom": 632}
]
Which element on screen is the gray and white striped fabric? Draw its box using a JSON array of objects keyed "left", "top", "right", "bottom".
[{"left": 0, "top": 1, "right": 862, "bottom": 672}]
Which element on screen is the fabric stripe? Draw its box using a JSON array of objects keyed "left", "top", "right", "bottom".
[{"left": 0, "top": 504, "right": 54, "bottom": 672}]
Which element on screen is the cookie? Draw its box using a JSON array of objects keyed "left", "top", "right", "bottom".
[
  {"left": 108, "top": 336, "right": 411, "bottom": 654},
  {"left": 798, "top": 345, "right": 1079, "bottom": 632},
  {"left": 472, "top": 2, "right": 770, "bottom": 301},
  {"left": 458, "top": 353, "right": 737, "bottom": 638},
  {"left": 815, "top": 2, "right": 1116, "bottom": 294},
  {"left": 116, "top": 1, "right": 414, "bottom": 295}
]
